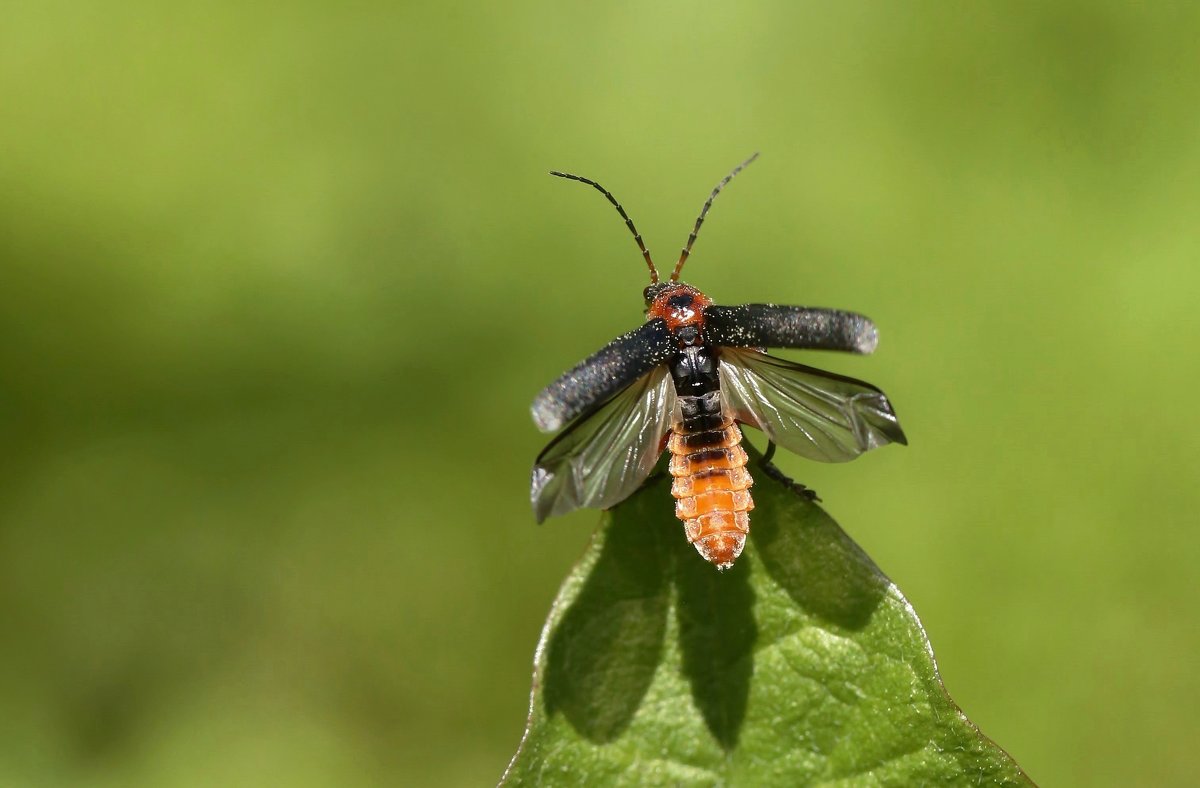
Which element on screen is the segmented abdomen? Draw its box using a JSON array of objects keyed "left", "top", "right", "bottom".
[{"left": 668, "top": 392, "right": 754, "bottom": 569}]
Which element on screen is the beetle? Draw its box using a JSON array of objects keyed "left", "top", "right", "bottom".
[{"left": 530, "top": 154, "right": 906, "bottom": 569}]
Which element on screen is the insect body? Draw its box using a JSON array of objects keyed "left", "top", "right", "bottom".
[
  {"left": 531, "top": 155, "right": 906, "bottom": 569},
  {"left": 652, "top": 283, "right": 754, "bottom": 567}
]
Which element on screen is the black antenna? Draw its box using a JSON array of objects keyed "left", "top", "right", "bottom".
[
  {"left": 671, "top": 152, "right": 760, "bottom": 282},
  {"left": 550, "top": 171, "right": 659, "bottom": 283}
]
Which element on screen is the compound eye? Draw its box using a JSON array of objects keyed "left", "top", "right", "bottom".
[{"left": 643, "top": 282, "right": 668, "bottom": 305}]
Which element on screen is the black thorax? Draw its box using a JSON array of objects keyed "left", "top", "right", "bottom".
[{"left": 669, "top": 344, "right": 724, "bottom": 433}]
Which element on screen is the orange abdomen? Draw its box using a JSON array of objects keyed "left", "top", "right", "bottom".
[{"left": 668, "top": 419, "right": 754, "bottom": 569}]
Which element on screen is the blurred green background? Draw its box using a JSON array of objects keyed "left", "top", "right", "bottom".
[{"left": 2, "top": 2, "right": 1198, "bottom": 786}]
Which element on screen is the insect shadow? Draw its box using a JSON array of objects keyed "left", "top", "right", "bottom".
[
  {"left": 542, "top": 458, "right": 885, "bottom": 749},
  {"left": 541, "top": 473, "right": 755, "bottom": 749},
  {"left": 750, "top": 451, "right": 890, "bottom": 631},
  {"left": 672, "top": 528, "right": 756, "bottom": 750},
  {"left": 541, "top": 476, "right": 674, "bottom": 744}
]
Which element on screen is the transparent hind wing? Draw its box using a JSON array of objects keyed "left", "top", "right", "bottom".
[
  {"left": 718, "top": 348, "right": 906, "bottom": 463},
  {"left": 531, "top": 366, "right": 676, "bottom": 522}
]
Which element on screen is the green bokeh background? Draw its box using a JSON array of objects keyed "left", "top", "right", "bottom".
[{"left": 2, "top": 3, "right": 1198, "bottom": 786}]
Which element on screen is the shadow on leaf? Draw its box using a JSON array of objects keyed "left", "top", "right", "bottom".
[
  {"left": 508, "top": 454, "right": 1033, "bottom": 787},
  {"left": 674, "top": 543, "right": 755, "bottom": 750},
  {"left": 542, "top": 482, "right": 673, "bottom": 742},
  {"left": 750, "top": 461, "right": 888, "bottom": 630}
]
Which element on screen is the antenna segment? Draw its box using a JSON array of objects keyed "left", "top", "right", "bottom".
[
  {"left": 671, "top": 152, "right": 760, "bottom": 282},
  {"left": 550, "top": 171, "right": 659, "bottom": 283}
]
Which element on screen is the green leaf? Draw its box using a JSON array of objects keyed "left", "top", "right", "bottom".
[{"left": 502, "top": 454, "right": 1032, "bottom": 786}]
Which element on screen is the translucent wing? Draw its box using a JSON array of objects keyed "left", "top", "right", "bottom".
[
  {"left": 531, "top": 366, "right": 676, "bottom": 522},
  {"left": 718, "top": 348, "right": 906, "bottom": 463}
]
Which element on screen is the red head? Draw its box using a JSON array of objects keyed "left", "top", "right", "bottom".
[{"left": 644, "top": 282, "right": 712, "bottom": 331}]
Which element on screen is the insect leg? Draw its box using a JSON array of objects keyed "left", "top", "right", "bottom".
[{"left": 757, "top": 442, "right": 820, "bottom": 502}]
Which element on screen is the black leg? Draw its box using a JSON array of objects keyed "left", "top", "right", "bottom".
[{"left": 757, "top": 440, "right": 820, "bottom": 502}]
